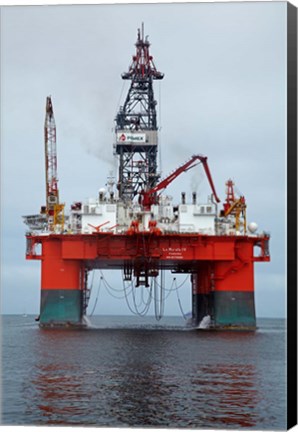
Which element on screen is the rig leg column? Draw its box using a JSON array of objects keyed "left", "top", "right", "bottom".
[
  {"left": 40, "top": 240, "right": 86, "bottom": 328},
  {"left": 191, "top": 264, "right": 214, "bottom": 327},
  {"left": 213, "top": 243, "right": 256, "bottom": 330}
]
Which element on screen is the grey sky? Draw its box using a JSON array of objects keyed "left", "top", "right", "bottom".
[{"left": 1, "top": 2, "right": 287, "bottom": 317}]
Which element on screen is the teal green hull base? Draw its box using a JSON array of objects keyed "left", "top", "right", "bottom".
[
  {"left": 39, "top": 289, "right": 85, "bottom": 328},
  {"left": 192, "top": 291, "right": 256, "bottom": 331},
  {"left": 213, "top": 291, "right": 256, "bottom": 330}
]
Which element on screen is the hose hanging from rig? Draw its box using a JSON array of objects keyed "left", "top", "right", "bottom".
[
  {"left": 132, "top": 280, "right": 153, "bottom": 316},
  {"left": 101, "top": 270, "right": 133, "bottom": 299},
  {"left": 89, "top": 270, "right": 189, "bottom": 321},
  {"left": 154, "top": 269, "right": 165, "bottom": 321},
  {"left": 89, "top": 276, "right": 102, "bottom": 316},
  {"left": 122, "top": 272, "right": 153, "bottom": 317}
]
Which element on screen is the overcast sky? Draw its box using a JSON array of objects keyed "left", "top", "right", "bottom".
[{"left": 1, "top": 2, "right": 287, "bottom": 318}]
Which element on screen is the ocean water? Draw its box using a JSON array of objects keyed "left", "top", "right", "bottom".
[{"left": 1, "top": 315, "right": 286, "bottom": 429}]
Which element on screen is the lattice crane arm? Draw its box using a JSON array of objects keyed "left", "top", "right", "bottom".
[
  {"left": 44, "top": 96, "right": 58, "bottom": 207},
  {"left": 43, "top": 96, "right": 64, "bottom": 231}
]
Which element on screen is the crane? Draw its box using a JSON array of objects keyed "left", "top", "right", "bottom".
[
  {"left": 222, "top": 179, "right": 246, "bottom": 233},
  {"left": 140, "top": 154, "right": 220, "bottom": 210},
  {"left": 42, "top": 96, "right": 64, "bottom": 232}
]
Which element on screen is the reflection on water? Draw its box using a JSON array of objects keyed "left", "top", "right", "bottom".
[
  {"left": 1, "top": 316, "right": 285, "bottom": 428},
  {"left": 29, "top": 364, "right": 86, "bottom": 425},
  {"left": 21, "top": 328, "right": 263, "bottom": 428},
  {"left": 191, "top": 364, "right": 259, "bottom": 428}
]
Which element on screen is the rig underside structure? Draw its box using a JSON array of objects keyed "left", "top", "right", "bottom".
[{"left": 24, "top": 25, "right": 270, "bottom": 330}]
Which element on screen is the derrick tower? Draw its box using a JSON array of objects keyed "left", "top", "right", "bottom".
[{"left": 115, "top": 24, "right": 164, "bottom": 201}]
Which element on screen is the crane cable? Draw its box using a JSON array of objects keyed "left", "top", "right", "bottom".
[
  {"left": 113, "top": 80, "right": 126, "bottom": 126},
  {"left": 158, "top": 80, "right": 162, "bottom": 175}
]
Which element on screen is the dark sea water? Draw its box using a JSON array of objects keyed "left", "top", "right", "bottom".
[{"left": 1, "top": 315, "right": 286, "bottom": 429}]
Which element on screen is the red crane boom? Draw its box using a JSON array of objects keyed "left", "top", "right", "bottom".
[{"left": 141, "top": 154, "right": 220, "bottom": 209}]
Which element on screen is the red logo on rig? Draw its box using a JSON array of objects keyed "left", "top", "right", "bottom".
[{"left": 119, "top": 134, "right": 126, "bottom": 142}]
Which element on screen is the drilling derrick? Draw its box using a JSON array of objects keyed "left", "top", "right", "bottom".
[
  {"left": 115, "top": 24, "right": 164, "bottom": 201},
  {"left": 43, "top": 96, "right": 64, "bottom": 232}
]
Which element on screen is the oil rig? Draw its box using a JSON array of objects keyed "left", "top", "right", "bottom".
[{"left": 24, "top": 25, "right": 270, "bottom": 329}]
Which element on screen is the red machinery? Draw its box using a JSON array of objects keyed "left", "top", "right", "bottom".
[{"left": 141, "top": 154, "right": 220, "bottom": 210}]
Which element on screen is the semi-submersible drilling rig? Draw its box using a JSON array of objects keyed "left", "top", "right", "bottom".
[{"left": 24, "top": 26, "right": 270, "bottom": 329}]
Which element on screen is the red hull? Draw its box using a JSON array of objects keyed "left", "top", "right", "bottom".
[{"left": 26, "top": 232, "right": 269, "bottom": 329}]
